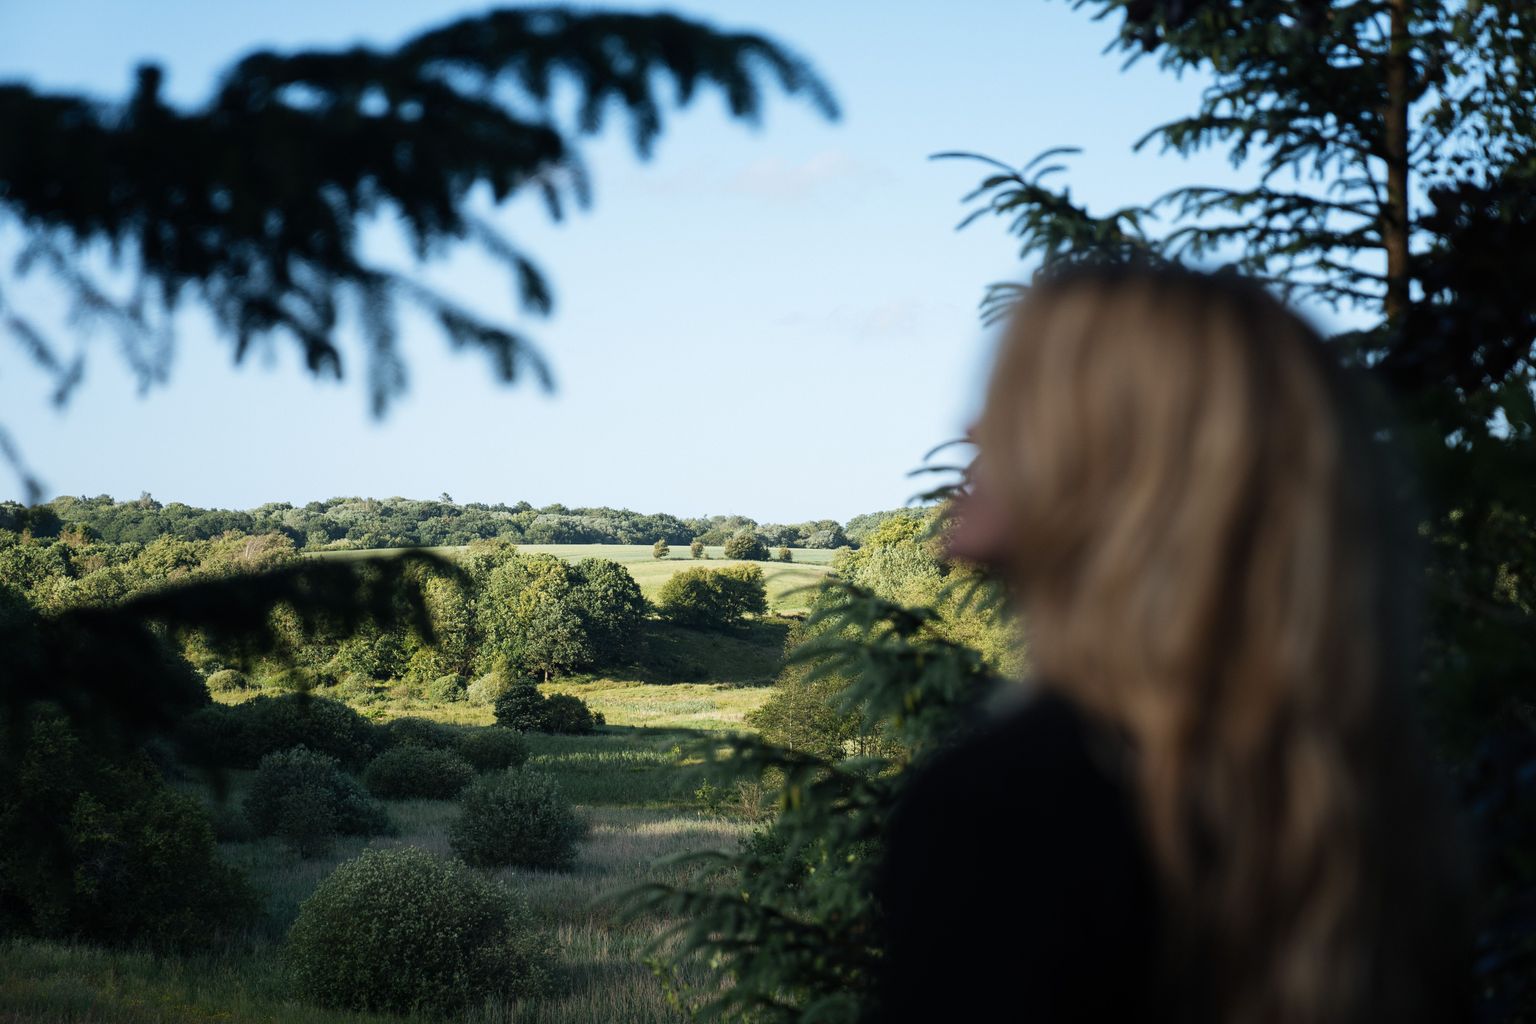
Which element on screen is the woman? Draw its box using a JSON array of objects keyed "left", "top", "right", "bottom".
[{"left": 875, "top": 265, "right": 1472, "bottom": 1023}]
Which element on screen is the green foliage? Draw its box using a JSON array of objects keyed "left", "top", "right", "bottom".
[
  {"left": 283, "top": 847, "right": 554, "bottom": 1014},
  {"left": 449, "top": 769, "right": 588, "bottom": 870},
  {"left": 542, "top": 692, "right": 602, "bottom": 734},
  {"left": 657, "top": 564, "right": 768, "bottom": 630},
  {"left": 204, "top": 668, "right": 248, "bottom": 693},
  {"left": 425, "top": 672, "right": 468, "bottom": 703},
  {"left": 273, "top": 783, "right": 342, "bottom": 859},
  {"left": 833, "top": 510, "right": 1017, "bottom": 674},
  {"left": 652, "top": 538, "right": 670, "bottom": 559},
  {"left": 777, "top": 546, "right": 793, "bottom": 563},
  {"left": 0, "top": 707, "right": 253, "bottom": 946},
  {"left": 722, "top": 529, "right": 768, "bottom": 561},
  {"left": 480, "top": 553, "right": 623, "bottom": 680},
  {"left": 627, "top": 583, "right": 1000, "bottom": 1021},
  {"left": 363, "top": 745, "right": 476, "bottom": 800},
  {"left": 843, "top": 509, "right": 921, "bottom": 545},
  {"left": 382, "top": 715, "right": 458, "bottom": 751},
  {"left": 944, "top": 4, "right": 1536, "bottom": 1013},
  {"left": 690, "top": 538, "right": 706, "bottom": 559},
  {"left": 492, "top": 683, "right": 601, "bottom": 734},
  {"left": 457, "top": 728, "right": 530, "bottom": 773},
  {"left": 243, "top": 747, "right": 391, "bottom": 850},
  {"left": 180, "top": 694, "right": 383, "bottom": 770},
  {"left": 569, "top": 557, "right": 647, "bottom": 664},
  {"left": 13, "top": 494, "right": 876, "bottom": 552},
  {"left": 748, "top": 654, "right": 863, "bottom": 762},
  {"left": 466, "top": 667, "right": 517, "bottom": 707},
  {"left": 493, "top": 683, "right": 549, "bottom": 731}
]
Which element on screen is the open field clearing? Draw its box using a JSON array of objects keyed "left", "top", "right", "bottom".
[{"left": 307, "top": 543, "right": 836, "bottom": 614}]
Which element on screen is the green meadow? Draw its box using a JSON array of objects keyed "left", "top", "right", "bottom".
[{"left": 0, "top": 680, "right": 775, "bottom": 1024}]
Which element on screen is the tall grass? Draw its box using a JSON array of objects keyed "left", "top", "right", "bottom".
[{"left": 8, "top": 693, "right": 759, "bottom": 1024}]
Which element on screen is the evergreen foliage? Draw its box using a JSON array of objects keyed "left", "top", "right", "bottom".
[
  {"left": 626, "top": 582, "right": 1001, "bottom": 1021},
  {"left": 940, "top": 3, "right": 1536, "bottom": 1013}
]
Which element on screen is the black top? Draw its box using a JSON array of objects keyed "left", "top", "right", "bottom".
[{"left": 874, "top": 692, "right": 1165, "bottom": 1023}]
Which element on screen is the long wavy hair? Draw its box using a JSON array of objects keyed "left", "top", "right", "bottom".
[{"left": 973, "top": 264, "right": 1469, "bottom": 1024}]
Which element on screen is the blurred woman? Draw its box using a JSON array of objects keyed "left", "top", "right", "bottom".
[{"left": 876, "top": 264, "right": 1472, "bottom": 1023}]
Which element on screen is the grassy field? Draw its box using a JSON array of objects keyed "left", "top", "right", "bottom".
[
  {"left": 0, "top": 683, "right": 772, "bottom": 1024},
  {"left": 308, "top": 543, "right": 837, "bottom": 614}
]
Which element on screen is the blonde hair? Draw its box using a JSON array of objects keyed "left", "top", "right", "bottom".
[{"left": 975, "top": 265, "right": 1466, "bottom": 1023}]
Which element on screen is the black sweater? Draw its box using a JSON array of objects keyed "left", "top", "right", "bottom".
[{"left": 874, "top": 692, "right": 1164, "bottom": 1023}]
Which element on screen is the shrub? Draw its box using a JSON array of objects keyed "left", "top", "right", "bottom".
[
  {"left": 426, "top": 673, "right": 468, "bottom": 703},
  {"left": 723, "top": 529, "right": 767, "bottom": 561},
  {"left": 205, "top": 668, "right": 249, "bottom": 693},
  {"left": 542, "top": 693, "right": 600, "bottom": 735},
  {"left": 0, "top": 708, "right": 254, "bottom": 946},
  {"left": 449, "top": 770, "right": 587, "bottom": 870},
  {"left": 244, "top": 747, "right": 390, "bottom": 850},
  {"left": 715, "top": 564, "right": 769, "bottom": 621},
  {"left": 657, "top": 565, "right": 768, "bottom": 630},
  {"left": 652, "top": 538, "right": 670, "bottom": 559},
  {"left": 275, "top": 784, "right": 340, "bottom": 858},
  {"left": 363, "top": 745, "right": 476, "bottom": 800},
  {"left": 466, "top": 668, "right": 516, "bottom": 706},
  {"left": 777, "top": 546, "right": 793, "bottom": 563},
  {"left": 493, "top": 684, "right": 602, "bottom": 734},
  {"left": 493, "top": 683, "right": 547, "bottom": 731},
  {"left": 458, "top": 729, "right": 530, "bottom": 772},
  {"left": 383, "top": 716, "right": 458, "bottom": 751},
  {"left": 284, "top": 848, "right": 554, "bottom": 1014},
  {"left": 690, "top": 538, "right": 706, "bottom": 559},
  {"left": 179, "top": 694, "right": 383, "bottom": 770}
]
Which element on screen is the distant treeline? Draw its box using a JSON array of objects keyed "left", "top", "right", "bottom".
[{"left": 0, "top": 495, "right": 923, "bottom": 551}]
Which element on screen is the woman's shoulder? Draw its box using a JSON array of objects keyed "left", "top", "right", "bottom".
[
  {"left": 893, "top": 688, "right": 1136, "bottom": 824},
  {"left": 875, "top": 688, "right": 1162, "bottom": 1021}
]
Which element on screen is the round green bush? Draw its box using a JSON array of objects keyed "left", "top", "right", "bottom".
[
  {"left": 284, "top": 847, "right": 553, "bottom": 1014},
  {"left": 491, "top": 685, "right": 601, "bottom": 734},
  {"left": 492, "top": 683, "right": 546, "bottom": 731},
  {"left": 179, "top": 694, "right": 383, "bottom": 770},
  {"left": 458, "top": 728, "right": 530, "bottom": 772},
  {"left": 363, "top": 745, "right": 475, "bottom": 800},
  {"left": 383, "top": 715, "right": 458, "bottom": 751},
  {"left": 205, "top": 668, "right": 249, "bottom": 693},
  {"left": 541, "top": 693, "right": 600, "bottom": 734},
  {"left": 425, "top": 673, "right": 468, "bottom": 703},
  {"left": 449, "top": 770, "right": 587, "bottom": 870},
  {"left": 244, "top": 747, "right": 391, "bottom": 850}
]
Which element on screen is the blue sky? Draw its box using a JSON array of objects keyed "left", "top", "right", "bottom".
[{"left": 0, "top": 1, "right": 1250, "bottom": 522}]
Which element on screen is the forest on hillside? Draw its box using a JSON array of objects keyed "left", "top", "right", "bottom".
[{"left": 0, "top": 493, "right": 916, "bottom": 550}]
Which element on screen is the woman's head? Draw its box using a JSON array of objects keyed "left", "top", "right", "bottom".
[
  {"left": 968, "top": 264, "right": 1379, "bottom": 740},
  {"left": 961, "top": 264, "right": 1465, "bottom": 1023}
]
